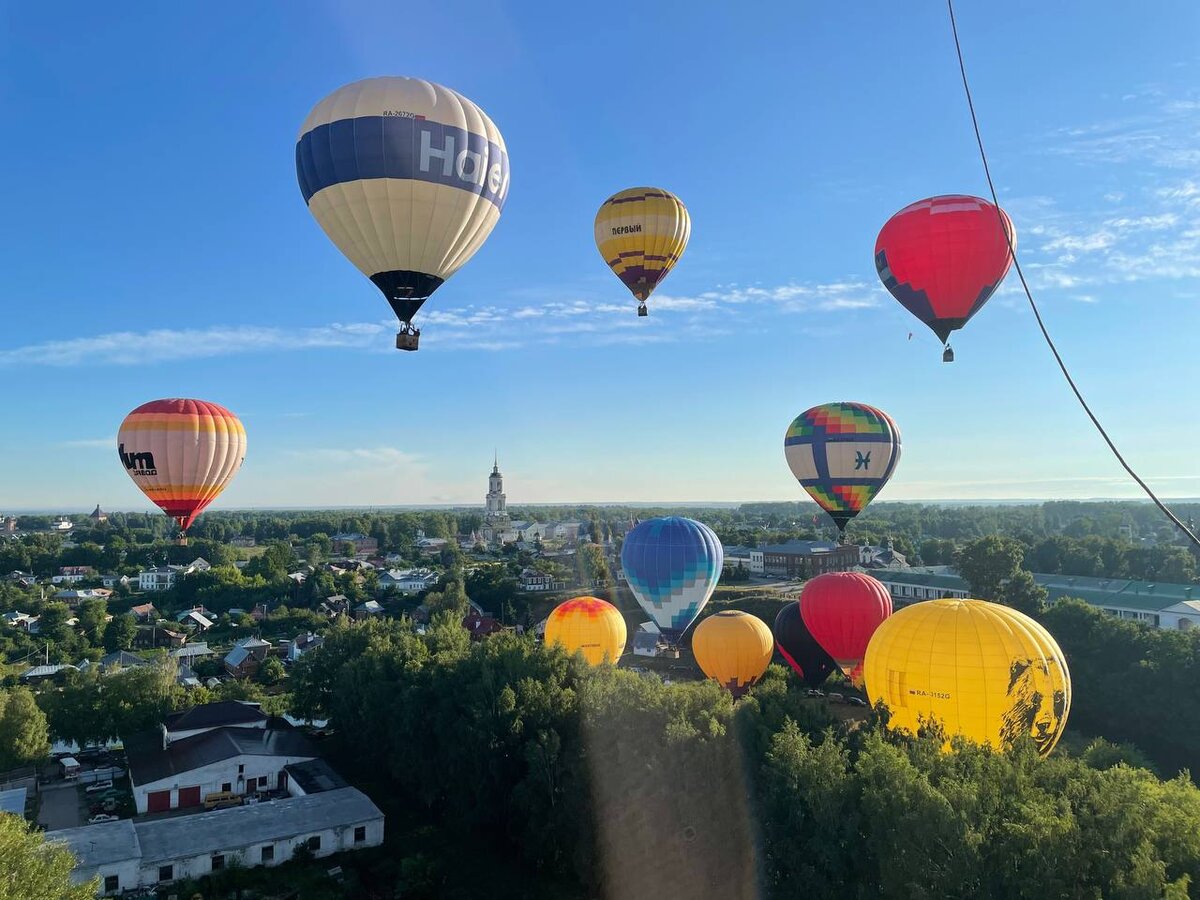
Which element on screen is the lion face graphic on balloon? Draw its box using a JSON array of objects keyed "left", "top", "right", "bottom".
[{"left": 999, "top": 657, "right": 1070, "bottom": 755}]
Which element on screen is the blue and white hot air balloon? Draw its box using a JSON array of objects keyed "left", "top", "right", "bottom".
[
  {"left": 620, "top": 516, "right": 723, "bottom": 643},
  {"left": 296, "top": 77, "right": 510, "bottom": 351}
]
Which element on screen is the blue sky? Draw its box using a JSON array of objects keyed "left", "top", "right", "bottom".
[{"left": 2, "top": 1, "right": 1199, "bottom": 511}]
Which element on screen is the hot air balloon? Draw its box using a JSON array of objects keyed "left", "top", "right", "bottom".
[
  {"left": 800, "top": 572, "right": 891, "bottom": 682},
  {"left": 621, "top": 516, "right": 722, "bottom": 643},
  {"left": 296, "top": 77, "right": 510, "bottom": 351},
  {"left": 117, "top": 399, "right": 246, "bottom": 545},
  {"left": 544, "top": 596, "right": 627, "bottom": 666},
  {"left": 773, "top": 601, "right": 837, "bottom": 689},
  {"left": 875, "top": 194, "right": 1015, "bottom": 362},
  {"left": 863, "top": 599, "right": 1071, "bottom": 756},
  {"left": 784, "top": 402, "right": 901, "bottom": 539},
  {"left": 692, "top": 611, "right": 774, "bottom": 699},
  {"left": 594, "top": 187, "right": 690, "bottom": 316}
]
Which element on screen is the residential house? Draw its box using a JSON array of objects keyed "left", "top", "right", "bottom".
[
  {"left": 188, "top": 557, "right": 212, "bottom": 572},
  {"left": 169, "top": 642, "right": 215, "bottom": 663},
  {"left": 330, "top": 533, "right": 379, "bottom": 557},
  {"left": 287, "top": 633, "right": 324, "bottom": 662},
  {"left": 138, "top": 565, "right": 186, "bottom": 592},
  {"left": 4, "top": 611, "right": 39, "bottom": 632},
  {"left": 138, "top": 627, "right": 186, "bottom": 649},
  {"left": 462, "top": 613, "right": 502, "bottom": 640},
  {"left": 79, "top": 651, "right": 147, "bottom": 675},
  {"left": 52, "top": 566, "right": 95, "bottom": 585},
  {"left": 631, "top": 622, "right": 676, "bottom": 658},
  {"left": 859, "top": 539, "right": 910, "bottom": 570},
  {"left": 100, "top": 574, "right": 131, "bottom": 589},
  {"left": 417, "top": 537, "right": 449, "bottom": 556},
  {"left": 176, "top": 663, "right": 201, "bottom": 689},
  {"left": 177, "top": 609, "right": 214, "bottom": 632},
  {"left": 230, "top": 536, "right": 257, "bottom": 548},
  {"left": 519, "top": 567, "right": 566, "bottom": 592},
  {"left": 354, "top": 600, "right": 384, "bottom": 620},
  {"left": 378, "top": 568, "right": 438, "bottom": 594},
  {"left": 20, "top": 664, "right": 77, "bottom": 683},
  {"left": 53, "top": 588, "right": 111, "bottom": 608},
  {"left": 224, "top": 638, "right": 272, "bottom": 678},
  {"left": 319, "top": 595, "right": 350, "bottom": 618},
  {"left": 6, "top": 571, "right": 38, "bottom": 588},
  {"left": 129, "top": 603, "right": 159, "bottom": 623},
  {"left": 49, "top": 516, "right": 74, "bottom": 532},
  {"left": 53, "top": 787, "right": 383, "bottom": 895}
]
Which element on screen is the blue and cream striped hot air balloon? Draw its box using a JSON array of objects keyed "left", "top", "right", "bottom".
[
  {"left": 621, "top": 516, "right": 723, "bottom": 643},
  {"left": 296, "top": 77, "right": 510, "bottom": 351}
]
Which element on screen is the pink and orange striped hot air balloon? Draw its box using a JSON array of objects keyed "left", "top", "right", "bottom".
[{"left": 117, "top": 399, "right": 246, "bottom": 544}]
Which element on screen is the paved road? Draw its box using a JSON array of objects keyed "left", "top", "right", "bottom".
[{"left": 38, "top": 783, "right": 82, "bottom": 831}]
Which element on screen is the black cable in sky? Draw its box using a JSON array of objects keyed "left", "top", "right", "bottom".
[{"left": 945, "top": 0, "right": 1200, "bottom": 550}]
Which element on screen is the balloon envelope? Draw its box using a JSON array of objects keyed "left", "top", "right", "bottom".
[
  {"left": 773, "top": 601, "right": 837, "bottom": 689},
  {"left": 621, "top": 516, "right": 722, "bottom": 641},
  {"left": 864, "top": 599, "right": 1071, "bottom": 756},
  {"left": 692, "top": 611, "right": 774, "bottom": 699},
  {"left": 784, "top": 402, "right": 901, "bottom": 533},
  {"left": 544, "top": 596, "right": 627, "bottom": 666},
  {"left": 296, "top": 77, "right": 510, "bottom": 332},
  {"left": 800, "top": 572, "right": 892, "bottom": 677},
  {"left": 875, "top": 194, "right": 1014, "bottom": 345},
  {"left": 594, "top": 187, "right": 690, "bottom": 311},
  {"left": 117, "top": 399, "right": 246, "bottom": 536}
]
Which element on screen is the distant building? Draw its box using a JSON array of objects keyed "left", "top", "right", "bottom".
[
  {"left": 53, "top": 786, "right": 383, "bottom": 895},
  {"left": 860, "top": 539, "right": 910, "bottom": 570},
  {"left": 89, "top": 504, "right": 108, "bottom": 524},
  {"left": 378, "top": 568, "right": 438, "bottom": 594},
  {"left": 330, "top": 533, "right": 378, "bottom": 557},
  {"left": 287, "top": 632, "right": 324, "bottom": 662},
  {"left": 139, "top": 566, "right": 186, "bottom": 592},
  {"left": 519, "top": 567, "right": 566, "bottom": 592},
  {"left": 129, "top": 603, "right": 158, "bottom": 623},
  {"left": 177, "top": 609, "right": 214, "bottom": 632},
  {"left": 53, "top": 588, "right": 111, "bottom": 607},
  {"left": 463, "top": 613, "right": 502, "bottom": 640},
  {"left": 224, "top": 638, "right": 272, "bottom": 679},
  {"left": 632, "top": 622, "right": 675, "bottom": 658},
  {"left": 354, "top": 600, "right": 384, "bottom": 620},
  {"left": 480, "top": 456, "right": 511, "bottom": 543},
  {"left": 169, "top": 642, "right": 215, "bottom": 662},
  {"left": 49, "top": 516, "right": 74, "bottom": 532},
  {"left": 872, "top": 568, "right": 1200, "bottom": 630},
  {"left": 52, "top": 566, "right": 95, "bottom": 585},
  {"left": 761, "top": 541, "right": 859, "bottom": 578},
  {"left": 20, "top": 664, "right": 77, "bottom": 683},
  {"left": 79, "top": 651, "right": 147, "bottom": 675}
]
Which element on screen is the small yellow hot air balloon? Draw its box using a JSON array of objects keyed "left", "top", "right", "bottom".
[
  {"left": 544, "top": 596, "right": 627, "bottom": 666},
  {"left": 863, "top": 599, "right": 1071, "bottom": 756},
  {"left": 691, "top": 610, "right": 774, "bottom": 699},
  {"left": 594, "top": 187, "right": 690, "bottom": 316}
]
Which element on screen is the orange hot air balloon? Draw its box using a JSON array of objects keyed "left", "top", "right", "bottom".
[
  {"left": 691, "top": 610, "right": 774, "bottom": 699},
  {"left": 117, "top": 399, "right": 246, "bottom": 544},
  {"left": 544, "top": 596, "right": 627, "bottom": 665}
]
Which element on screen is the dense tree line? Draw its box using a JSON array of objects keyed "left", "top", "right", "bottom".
[{"left": 290, "top": 617, "right": 1200, "bottom": 898}]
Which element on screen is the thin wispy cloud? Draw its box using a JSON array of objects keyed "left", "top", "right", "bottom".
[
  {"left": 57, "top": 438, "right": 112, "bottom": 449},
  {"left": 0, "top": 277, "right": 878, "bottom": 367}
]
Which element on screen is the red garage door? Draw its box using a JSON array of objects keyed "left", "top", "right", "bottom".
[
  {"left": 178, "top": 786, "right": 201, "bottom": 808},
  {"left": 147, "top": 790, "right": 171, "bottom": 813}
]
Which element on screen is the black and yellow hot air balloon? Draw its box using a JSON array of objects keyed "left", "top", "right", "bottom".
[
  {"left": 863, "top": 599, "right": 1071, "bottom": 756},
  {"left": 692, "top": 610, "right": 773, "bottom": 699},
  {"left": 594, "top": 187, "right": 690, "bottom": 316}
]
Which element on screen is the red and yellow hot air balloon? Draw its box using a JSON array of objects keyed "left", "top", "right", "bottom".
[
  {"left": 875, "top": 194, "right": 1015, "bottom": 361},
  {"left": 544, "top": 596, "right": 627, "bottom": 665},
  {"left": 691, "top": 610, "right": 774, "bottom": 699},
  {"left": 800, "top": 572, "right": 892, "bottom": 683},
  {"left": 117, "top": 399, "right": 246, "bottom": 544}
]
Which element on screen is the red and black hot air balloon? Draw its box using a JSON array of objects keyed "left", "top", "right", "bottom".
[
  {"left": 800, "top": 572, "right": 892, "bottom": 684},
  {"left": 773, "top": 601, "right": 836, "bottom": 689},
  {"left": 875, "top": 194, "right": 1015, "bottom": 362}
]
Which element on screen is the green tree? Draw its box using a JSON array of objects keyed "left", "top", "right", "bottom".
[
  {"left": 0, "top": 814, "right": 97, "bottom": 899},
  {"left": 257, "top": 656, "right": 285, "bottom": 686},
  {"left": 103, "top": 613, "right": 138, "bottom": 652},
  {"left": 956, "top": 536, "right": 1028, "bottom": 601},
  {"left": 0, "top": 688, "right": 50, "bottom": 769}
]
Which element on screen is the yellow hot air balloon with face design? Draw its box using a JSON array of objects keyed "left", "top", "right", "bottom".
[
  {"left": 863, "top": 599, "right": 1071, "bottom": 756},
  {"left": 691, "top": 610, "right": 774, "bottom": 699},
  {"left": 545, "top": 596, "right": 627, "bottom": 666},
  {"left": 594, "top": 187, "right": 690, "bottom": 316}
]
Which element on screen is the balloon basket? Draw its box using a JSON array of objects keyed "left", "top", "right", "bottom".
[
  {"left": 637, "top": 304, "right": 648, "bottom": 317},
  {"left": 942, "top": 345, "right": 955, "bottom": 363},
  {"left": 395, "top": 329, "right": 420, "bottom": 351}
]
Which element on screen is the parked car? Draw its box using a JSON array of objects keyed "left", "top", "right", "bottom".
[
  {"left": 84, "top": 780, "right": 113, "bottom": 794},
  {"left": 88, "top": 814, "right": 119, "bottom": 824},
  {"left": 828, "top": 692, "right": 845, "bottom": 703},
  {"left": 806, "top": 689, "right": 825, "bottom": 698},
  {"left": 846, "top": 696, "right": 868, "bottom": 707}
]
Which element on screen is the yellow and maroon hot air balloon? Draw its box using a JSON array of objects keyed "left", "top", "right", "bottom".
[
  {"left": 594, "top": 187, "right": 690, "bottom": 316},
  {"left": 117, "top": 399, "right": 246, "bottom": 544},
  {"left": 691, "top": 610, "right": 774, "bottom": 699},
  {"left": 544, "top": 596, "right": 627, "bottom": 665}
]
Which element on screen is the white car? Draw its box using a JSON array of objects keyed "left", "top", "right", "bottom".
[
  {"left": 84, "top": 780, "right": 113, "bottom": 794},
  {"left": 88, "top": 814, "right": 119, "bottom": 824}
]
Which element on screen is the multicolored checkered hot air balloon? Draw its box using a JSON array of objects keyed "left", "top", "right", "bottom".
[
  {"left": 594, "top": 187, "right": 690, "bottom": 317},
  {"left": 117, "top": 399, "right": 246, "bottom": 545},
  {"left": 784, "top": 402, "right": 901, "bottom": 538},
  {"left": 621, "top": 516, "right": 721, "bottom": 643},
  {"left": 875, "top": 194, "right": 1015, "bottom": 362}
]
